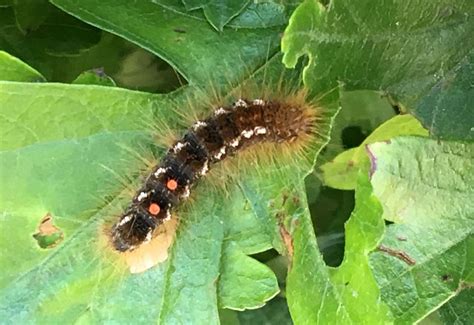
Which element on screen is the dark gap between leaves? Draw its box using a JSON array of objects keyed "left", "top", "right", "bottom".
[
  {"left": 306, "top": 175, "right": 355, "bottom": 267},
  {"left": 341, "top": 126, "right": 368, "bottom": 149}
]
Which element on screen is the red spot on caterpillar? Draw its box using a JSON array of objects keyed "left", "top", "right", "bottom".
[
  {"left": 148, "top": 203, "right": 161, "bottom": 215},
  {"left": 166, "top": 179, "right": 178, "bottom": 191}
]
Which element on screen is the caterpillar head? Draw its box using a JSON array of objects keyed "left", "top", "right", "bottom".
[{"left": 111, "top": 207, "right": 157, "bottom": 252}]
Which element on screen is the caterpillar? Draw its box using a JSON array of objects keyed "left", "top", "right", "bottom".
[{"left": 110, "top": 91, "right": 318, "bottom": 254}]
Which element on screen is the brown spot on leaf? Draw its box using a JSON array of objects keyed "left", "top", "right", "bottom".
[
  {"left": 279, "top": 225, "right": 294, "bottom": 258},
  {"left": 378, "top": 244, "right": 416, "bottom": 266},
  {"left": 292, "top": 195, "right": 300, "bottom": 205},
  {"left": 281, "top": 192, "right": 289, "bottom": 206},
  {"left": 33, "top": 213, "right": 64, "bottom": 249}
]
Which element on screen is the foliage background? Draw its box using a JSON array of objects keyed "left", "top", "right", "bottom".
[{"left": 0, "top": 0, "right": 472, "bottom": 324}]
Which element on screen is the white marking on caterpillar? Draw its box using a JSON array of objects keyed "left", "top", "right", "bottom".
[
  {"left": 173, "top": 142, "right": 186, "bottom": 153},
  {"left": 242, "top": 130, "right": 254, "bottom": 138},
  {"left": 253, "top": 99, "right": 265, "bottom": 106},
  {"left": 229, "top": 137, "right": 240, "bottom": 147},
  {"left": 154, "top": 167, "right": 167, "bottom": 177},
  {"left": 234, "top": 99, "right": 247, "bottom": 108},
  {"left": 215, "top": 107, "right": 227, "bottom": 115},
  {"left": 145, "top": 230, "right": 153, "bottom": 242},
  {"left": 182, "top": 186, "right": 191, "bottom": 199},
  {"left": 164, "top": 210, "right": 172, "bottom": 220},
  {"left": 214, "top": 146, "right": 227, "bottom": 160},
  {"left": 193, "top": 121, "right": 207, "bottom": 130},
  {"left": 118, "top": 215, "right": 132, "bottom": 226},
  {"left": 137, "top": 192, "right": 149, "bottom": 202},
  {"left": 254, "top": 126, "right": 267, "bottom": 135},
  {"left": 200, "top": 160, "right": 209, "bottom": 175}
]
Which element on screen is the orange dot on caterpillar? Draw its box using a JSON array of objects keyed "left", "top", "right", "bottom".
[
  {"left": 166, "top": 179, "right": 178, "bottom": 191},
  {"left": 148, "top": 203, "right": 161, "bottom": 215}
]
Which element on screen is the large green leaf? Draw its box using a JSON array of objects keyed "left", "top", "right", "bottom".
[
  {"left": 367, "top": 137, "right": 474, "bottom": 323},
  {"left": 282, "top": 0, "right": 473, "bottom": 140},
  {"left": 287, "top": 171, "right": 392, "bottom": 323},
  {"left": 1, "top": 2, "right": 304, "bottom": 320},
  {"left": 50, "top": 0, "right": 286, "bottom": 85},
  {"left": 0, "top": 52, "right": 339, "bottom": 323}
]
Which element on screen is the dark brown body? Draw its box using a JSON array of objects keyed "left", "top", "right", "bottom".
[{"left": 111, "top": 97, "right": 312, "bottom": 251}]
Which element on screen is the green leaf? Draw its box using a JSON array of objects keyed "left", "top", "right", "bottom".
[
  {"left": 182, "top": 0, "right": 251, "bottom": 31},
  {"left": 330, "top": 174, "right": 393, "bottom": 323},
  {"left": 51, "top": 0, "right": 285, "bottom": 85},
  {"left": 438, "top": 288, "right": 474, "bottom": 324},
  {"left": 414, "top": 51, "right": 474, "bottom": 140},
  {"left": 229, "top": 1, "right": 290, "bottom": 29},
  {"left": 154, "top": 0, "right": 289, "bottom": 29},
  {"left": 320, "top": 147, "right": 359, "bottom": 190},
  {"left": 281, "top": 0, "right": 473, "bottom": 140},
  {"left": 12, "top": 0, "right": 50, "bottom": 33},
  {"left": 367, "top": 137, "right": 474, "bottom": 323},
  {"left": 321, "top": 114, "right": 428, "bottom": 190},
  {"left": 368, "top": 137, "right": 473, "bottom": 224},
  {"left": 0, "top": 82, "right": 163, "bottom": 150},
  {"left": 72, "top": 68, "right": 116, "bottom": 86},
  {"left": 0, "top": 50, "right": 45, "bottom": 81},
  {"left": 218, "top": 242, "right": 279, "bottom": 310},
  {"left": 0, "top": 0, "right": 13, "bottom": 7},
  {"left": 287, "top": 171, "right": 392, "bottom": 323},
  {"left": 0, "top": 132, "right": 154, "bottom": 289}
]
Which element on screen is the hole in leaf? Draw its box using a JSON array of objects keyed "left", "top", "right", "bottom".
[
  {"left": 341, "top": 126, "right": 367, "bottom": 149},
  {"left": 32, "top": 213, "right": 64, "bottom": 249},
  {"left": 307, "top": 177, "right": 355, "bottom": 267}
]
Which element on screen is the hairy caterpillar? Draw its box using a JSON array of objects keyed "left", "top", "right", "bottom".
[{"left": 111, "top": 93, "right": 318, "bottom": 253}]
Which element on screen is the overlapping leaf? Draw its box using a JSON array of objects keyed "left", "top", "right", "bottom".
[
  {"left": 321, "top": 114, "right": 428, "bottom": 190},
  {"left": 368, "top": 137, "right": 473, "bottom": 323},
  {"left": 0, "top": 50, "right": 45, "bottom": 81},
  {"left": 282, "top": 0, "right": 474, "bottom": 140}
]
